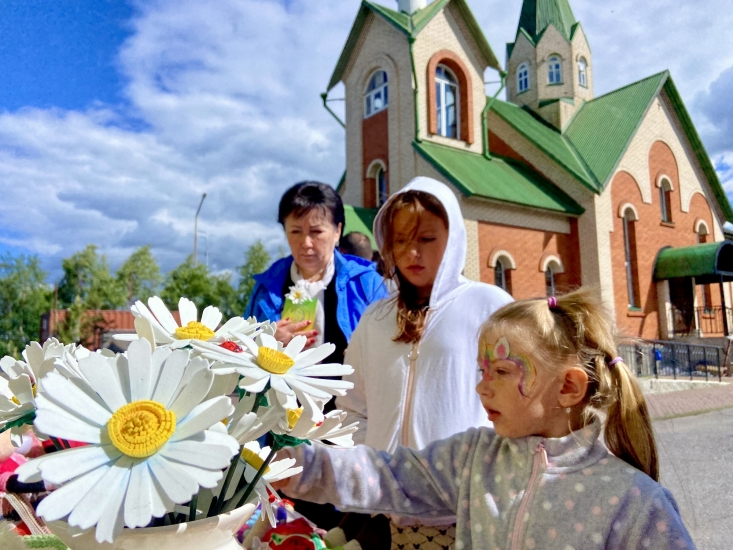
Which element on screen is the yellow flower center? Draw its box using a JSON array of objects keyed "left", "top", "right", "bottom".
[
  {"left": 174, "top": 321, "right": 215, "bottom": 341},
  {"left": 107, "top": 400, "right": 176, "bottom": 458},
  {"left": 240, "top": 447, "right": 271, "bottom": 474},
  {"left": 287, "top": 408, "right": 303, "bottom": 430},
  {"left": 12, "top": 384, "right": 36, "bottom": 406},
  {"left": 257, "top": 347, "right": 295, "bottom": 375}
]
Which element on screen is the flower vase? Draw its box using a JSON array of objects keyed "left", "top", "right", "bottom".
[{"left": 47, "top": 503, "right": 256, "bottom": 550}]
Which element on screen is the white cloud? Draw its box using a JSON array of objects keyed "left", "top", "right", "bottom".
[{"left": 1, "top": 0, "right": 733, "bottom": 281}]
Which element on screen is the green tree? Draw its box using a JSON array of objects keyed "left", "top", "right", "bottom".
[
  {"left": 58, "top": 245, "right": 125, "bottom": 309},
  {"left": 236, "top": 240, "right": 271, "bottom": 315},
  {"left": 116, "top": 245, "right": 162, "bottom": 305},
  {"left": 0, "top": 254, "right": 53, "bottom": 357},
  {"left": 161, "top": 256, "right": 238, "bottom": 318}
]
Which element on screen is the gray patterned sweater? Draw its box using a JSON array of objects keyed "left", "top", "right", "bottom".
[{"left": 286, "top": 420, "right": 695, "bottom": 549}]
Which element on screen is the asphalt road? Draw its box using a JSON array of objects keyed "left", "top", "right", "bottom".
[{"left": 655, "top": 408, "right": 733, "bottom": 550}]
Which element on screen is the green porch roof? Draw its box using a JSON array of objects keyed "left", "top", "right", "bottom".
[
  {"left": 414, "top": 140, "right": 584, "bottom": 215},
  {"left": 343, "top": 205, "right": 378, "bottom": 248},
  {"left": 328, "top": 0, "right": 500, "bottom": 91},
  {"left": 653, "top": 241, "right": 733, "bottom": 284}
]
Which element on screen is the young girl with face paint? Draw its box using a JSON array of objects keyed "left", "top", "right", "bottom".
[{"left": 277, "top": 288, "right": 696, "bottom": 549}]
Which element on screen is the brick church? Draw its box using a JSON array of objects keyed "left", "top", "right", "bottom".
[{"left": 332, "top": 0, "right": 733, "bottom": 341}]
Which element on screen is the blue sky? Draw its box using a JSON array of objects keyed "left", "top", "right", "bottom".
[{"left": 1, "top": 0, "right": 733, "bottom": 280}]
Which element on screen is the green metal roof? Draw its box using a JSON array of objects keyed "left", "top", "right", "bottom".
[
  {"left": 653, "top": 241, "right": 733, "bottom": 283},
  {"left": 328, "top": 0, "right": 500, "bottom": 91},
  {"left": 414, "top": 140, "right": 584, "bottom": 215},
  {"left": 517, "top": 0, "right": 577, "bottom": 42},
  {"left": 564, "top": 72, "right": 668, "bottom": 187},
  {"left": 490, "top": 99, "right": 599, "bottom": 192},
  {"left": 344, "top": 205, "right": 378, "bottom": 248}
]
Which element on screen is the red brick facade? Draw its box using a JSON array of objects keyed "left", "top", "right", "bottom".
[
  {"left": 478, "top": 219, "right": 581, "bottom": 299},
  {"left": 362, "top": 108, "right": 389, "bottom": 208},
  {"left": 610, "top": 141, "right": 717, "bottom": 339}
]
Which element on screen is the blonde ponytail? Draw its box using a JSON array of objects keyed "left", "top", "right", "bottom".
[
  {"left": 484, "top": 287, "right": 660, "bottom": 481},
  {"left": 603, "top": 359, "right": 659, "bottom": 481}
]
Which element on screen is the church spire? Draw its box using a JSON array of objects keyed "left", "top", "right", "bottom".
[{"left": 516, "top": 0, "right": 577, "bottom": 42}]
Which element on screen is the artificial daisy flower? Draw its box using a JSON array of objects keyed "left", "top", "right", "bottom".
[
  {"left": 113, "top": 296, "right": 260, "bottom": 350},
  {"left": 199, "top": 333, "right": 354, "bottom": 407},
  {"left": 16, "top": 339, "right": 239, "bottom": 543},
  {"left": 274, "top": 404, "right": 358, "bottom": 448},
  {"left": 219, "top": 440, "right": 302, "bottom": 525},
  {"left": 224, "top": 391, "right": 282, "bottom": 445},
  {"left": 284, "top": 281, "right": 310, "bottom": 305}
]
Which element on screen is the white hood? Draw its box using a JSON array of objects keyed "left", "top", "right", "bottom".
[{"left": 373, "top": 177, "right": 467, "bottom": 309}]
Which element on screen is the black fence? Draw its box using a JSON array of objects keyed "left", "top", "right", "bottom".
[{"left": 619, "top": 340, "right": 725, "bottom": 382}]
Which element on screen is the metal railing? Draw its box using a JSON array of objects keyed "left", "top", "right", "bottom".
[
  {"left": 619, "top": 340, "right": 725, "bottom": 382},
  {"left": 669, "top": 306, "right": 733, "bottom": 337}
]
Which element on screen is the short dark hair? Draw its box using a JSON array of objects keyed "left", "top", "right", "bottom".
[
  {"left": 278, "top": 181, "right": 345, "bottom": 228},
  {"left": 339, "top": 231, "right": 373, "bottom": 260}
]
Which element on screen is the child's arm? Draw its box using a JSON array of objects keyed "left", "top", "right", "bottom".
[
  {"left": 281, "top": 428, "right": 485, "bottom": 519},
  {"left": 608, "top": 483, "right": 697, "bottom": 549}
]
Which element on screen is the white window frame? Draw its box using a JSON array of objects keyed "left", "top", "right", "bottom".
[
  {"left": 364, "top": 70, "right": 389, "bottom": 118},
  {"left": 578, "top": 57, "right": 588, "bottom": 88},
  {"left": 548, "top": 56, "right": 562, "bottom": 84},
  {"left": 436, "top": 65, "right": 459, "bottom": 139},
  {"left": 517, "top": 62, "right": 530, "bottom": 93}
]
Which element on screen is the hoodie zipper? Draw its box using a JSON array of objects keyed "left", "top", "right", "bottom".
[
  {"left": 510, "top": 443, "right": 547, "bottom": 550},
  {"left": 400, "top": 310, "right": 431, "bottom": 446}
]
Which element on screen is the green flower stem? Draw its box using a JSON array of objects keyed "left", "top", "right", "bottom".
[
  {"left": 233, "top": 443, "right": 280, "bottom": 510},
  {"left": 189, "top": 494, "right": 198, "bottom": 522},
  {"left": 211, "top": 453, "right": 240, "bottom": 516}
]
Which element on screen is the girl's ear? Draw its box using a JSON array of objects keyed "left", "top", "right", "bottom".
[{"left": 557, "top": 367, "right": 589, "bottom": 409}]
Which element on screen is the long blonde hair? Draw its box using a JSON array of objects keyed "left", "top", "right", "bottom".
[
  {"left": 378, "top": 191, "right": 448, "bottom": 344},
  {"left": 482, "top": 288, "right": 659, "bottom": 481}
]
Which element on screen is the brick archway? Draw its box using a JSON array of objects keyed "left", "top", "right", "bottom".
[{"left": 426, "top": 50, "right": 474, "bottom": 144}]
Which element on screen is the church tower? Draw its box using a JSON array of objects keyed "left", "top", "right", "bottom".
[{"left": 506, "top": 0, "right": 593, "bottom": 130}]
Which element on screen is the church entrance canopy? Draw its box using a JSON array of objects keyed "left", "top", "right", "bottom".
[{"left": 653, "top": 241, "right": 733, "bottom": 284}]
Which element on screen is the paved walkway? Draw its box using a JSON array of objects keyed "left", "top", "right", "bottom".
[{"left": 646, "top": 380, "right": 733, "bottom": 419}]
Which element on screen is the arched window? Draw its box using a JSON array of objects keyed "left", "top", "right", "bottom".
[
  {"left": 548, "top": 56, "right": 562, "bottom": 84},
  {"left": 494, "top": 257, "right": 513, "bottom": 295},
  {"left": 578, "top": 57, "right": 588, "bottom": 88},
  {"left": 364, "top": 70, "right": 388, "bottom": 118},
  {"left": 545, "top": 264, "right": 557, "bottom": 297},
  {"left": 517, "top": 62, "right": 530, "bottom": 93},
  {"left": 659, "top": 178, "right": 673, "bottom": 223},
  {"left": 623, "top": 208, "right": 641, "bottom": 308},
  {"left": 375, "top": 165, "right": 388, "bottom": 207},
  {"left": 697, "top": 223, "right": 713, "bottom": 312},
  {"left": 435, "top": 65, "right": 459, "bottom": 139}
]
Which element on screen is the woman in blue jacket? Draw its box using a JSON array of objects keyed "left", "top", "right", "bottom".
[{"left": 245, "top": 180, "right": 387, "bottom": 373}]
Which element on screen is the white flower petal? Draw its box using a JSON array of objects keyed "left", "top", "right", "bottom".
[
  {"left": 38, "top": 444, "right": 122, "bottom": 485},
  {"left": 127, "top": 339, "right": 154, "bottom": 401},
  {"left": 148, "top": 297, "right": 180, "bottom": 334},
  {"left": 238, "top": 376, "right": 271, "bottom": 394},
  {"left": 160, "top": 440, "right": 234, "bottom": 470},
  {"left": 79, "top": 354, "right": 127, "bottom": 412},
  {"left": 185, "top": 428, "right": 241, "bottom": 456},
  {"left": 205, "top": 372, "right": 239, "bottom": 401},
  {"left": 290, "top": 375, "right": 353, "bottom": 393},
  {"left": 134, "top": 316, "right": 156, "bottom": 348},
  {"left": 214, "top": 317, "right": 247, "bottom": 337},
  {"left": 201, "top": 306, "right": 223, "bottom": 331},
  {"left": 283, "top": 336, "right": 307, "bottom": 359},
  {"left": 37, "top": 464, "right": 110, "bottom": 522},
  {"left": 173, "top": 462, "right": 223, "bottom": 489},
  {"left": 234, "top": 333, "right": 260, "bottom": 356},
  {"left": 291, "top": 343, "right": 336, "bottom": 367},
  {"left": 124, "top": 461, "right": 155, "bottom": 528},
  {"left": 269, "top": 374, "right": 295, "bottom": 397},
  {"left": 178, "top": 297, "right": 198, "bottom": 327},
  {"left": 40, "top": 373, "right": 112, "bottom": 426},
  {"left": 8, "top": 375, "right": 33, "bottom": 405},
  {"left": 147, "top": 454, "right": 199, "bottom": 503},
  {"left": 151, "top": 350, "right": 189, "bottom": 408},
  {"left": 95, "top": 471, "right": 129, "bottom": 544},
  {"left": 68, "top": 456, "right": 133, "bottom": 531},
  {"left": 132, "top": 301, "right": 174, "bottom": 342},
  {"left": 291, "top": 363, "right": 354, "bottom": 377},
  {"left": 283, "top": 377, "right": 333, "bottom": 400},
  {"left": 24, "top": 342, "right": 44, "bottom": 372},
  {"left": 115, "top": 354, "right": 132, "bottom": 403},
  {"left": 171, "top": 396, "right": 234, "bottom": 442},
  {"left": 149, "top": 346, "right": 173, "bottom": 393},
  {"left": 169, "top": 368, "right": 214, "bottom": 420},
  {"left": 230, "top": 365, "right": 269, "bottom": 380},
  {"left": 259, "top": 333, "right": 278, "bottom": 350},
  {"left": 34, "top": 399, "right": 104, "bottom": 443}
]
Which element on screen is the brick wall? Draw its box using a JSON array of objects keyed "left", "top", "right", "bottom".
[
  {"left": 362, "top": 108, "right": 389, "bottom": 207},
  {"left": 477, "top": 219, "right": 581, "bottom": 299}
]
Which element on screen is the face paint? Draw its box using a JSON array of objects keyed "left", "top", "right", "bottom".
[{"left": 484, "top": 336, "right": 537, "bottom": 396}]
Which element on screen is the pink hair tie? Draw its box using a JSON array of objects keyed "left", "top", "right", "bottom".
[
  {"left": 608, "top": 357, "right": 624, "bottom": 368},
  {"left": 547, "top": 296, "right": 558, "bottom": 309}
]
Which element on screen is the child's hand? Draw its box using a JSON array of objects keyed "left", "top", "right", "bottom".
[{"left": 274, "top": 319, "right": 318, "bottom": 348}]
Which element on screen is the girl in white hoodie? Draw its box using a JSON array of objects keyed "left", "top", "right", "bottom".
[{"left": 334, "top": 177, "right": 511, "bottom": 546}]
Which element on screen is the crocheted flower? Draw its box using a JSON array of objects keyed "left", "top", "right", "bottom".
[{"left": 16, "top": 339, "right": 238, "bottom": 543}]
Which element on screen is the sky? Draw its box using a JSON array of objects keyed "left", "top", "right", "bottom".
[{"left": 1, "top": 0, "right": 733, "bottom": 282}]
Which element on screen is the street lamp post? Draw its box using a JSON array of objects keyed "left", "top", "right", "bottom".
[{"left": 194, "top": 193, "right": 207, "bottom": 267}]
